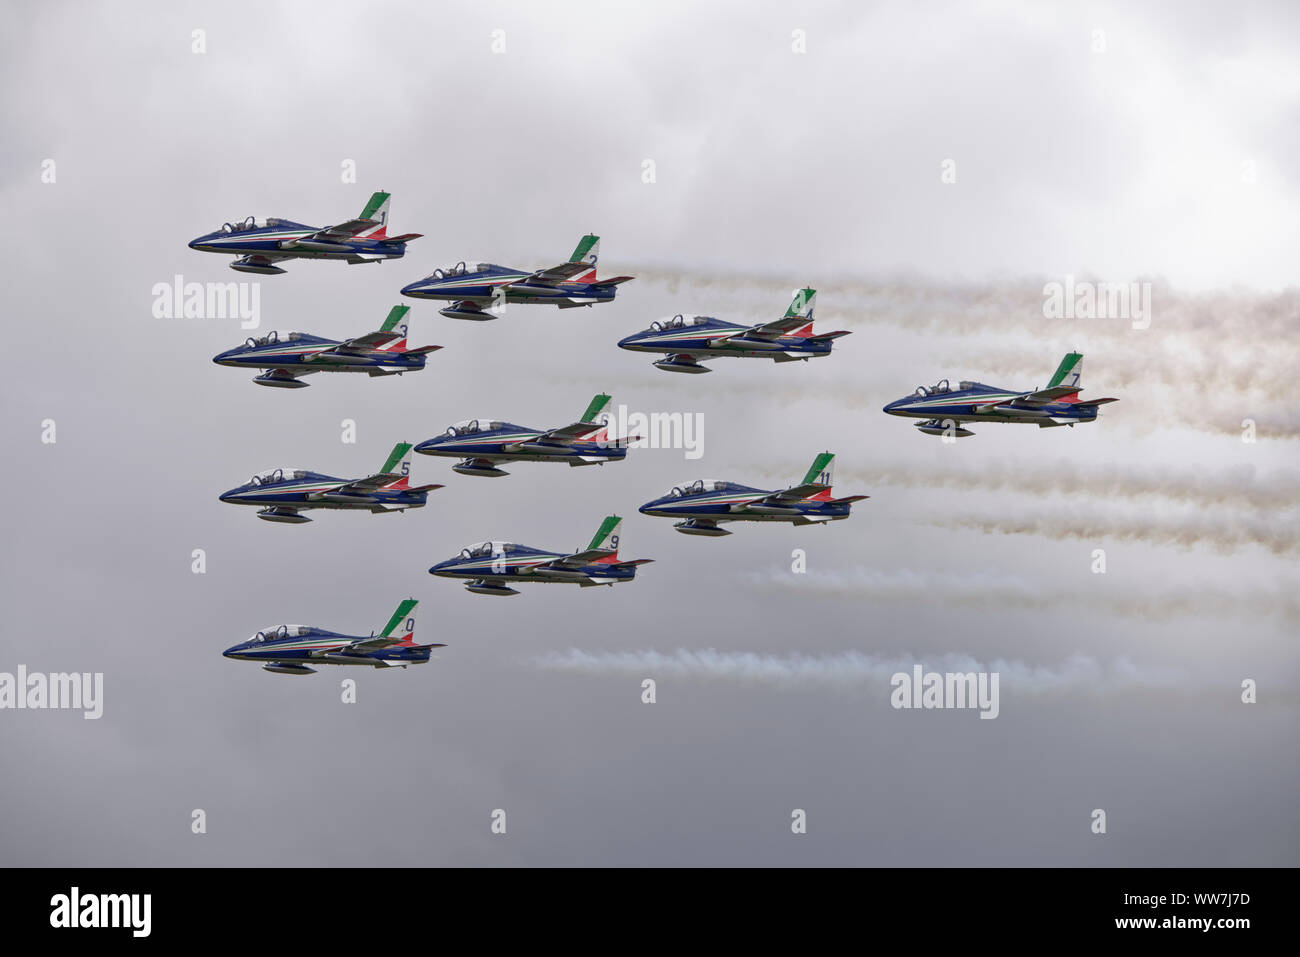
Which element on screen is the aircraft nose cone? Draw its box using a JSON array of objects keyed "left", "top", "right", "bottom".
[
  {"left": 400, "top": 281, "right": 426, "bottom": 298},
  {"left": 222, "top": 646, "right": 239, "bottom": 659},
  {"left": 429, "top": 559, "right": 454, "bottom": 576},
  {"left": 617, "top": 333, "right": 640, "bottom": 349},
  {"left": 219, "top": 488, "right": 241, "bottom": 503},
  {"left": 883, "top": 399, "right": 905, "bottom": 415}
]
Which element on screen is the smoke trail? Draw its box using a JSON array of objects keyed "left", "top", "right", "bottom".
[
  {"left": 743, "top": 566, "right": 1300, "bottom": 624},
  {"left": 744, "top": 459, "right": 1300, "bottom": 512},
  {"left": 931, "top": 511, "right": 1300, "bottom": 555},
  {"left": 840, "top": 461, "right": 1300, "bottom": 512},
  {"left": 533, "top": 647, "right": 1190, "bottom": 693},
  {"left": 625, "top": 266, "right": 1300, "bottom": 341}
]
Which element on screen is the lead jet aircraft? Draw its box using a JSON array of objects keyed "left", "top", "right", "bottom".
[
  {"left": 639, "top": 452, "right": 868, "bottom": 536},
  {"left": 212, "top": 305, "right": 442, "bottom": 388},
  {"left": 617, "top": 288, "right": 850, "bottom": 374},
  {"left": 399, "top": 234, "right": 634, "bottom": 319},
  {"left": 188, "top": 190, "right": 422, "bottom": 274},
  {"left": 413, "top": 393, "right": 636, "bottom": 477},
  {"left": 219, "top": 442, "right": 442, "bottom": 523},
  {"left": 882, "top": 352, "right": 1119, "bottom": 437},
  {"left": 223, "top": 599, "right": 446, "bottom": 675},
  {"left": 429, "top": 515, "right": 652, "bottom": 596}
]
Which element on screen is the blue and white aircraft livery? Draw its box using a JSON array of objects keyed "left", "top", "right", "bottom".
[
  {"left": 429, "top": 515, "right": 653, "bottom": 596},
  {"left": 399, "top": 234, "right": 634, "bottom": 319},
  {"left": 223, "top": 599, "right": 445, "bottom": 675},
  {"left": 219, "top": 442, "right": 442, "bottom": 523},
  {"left": 414, "top": 393, "right": 635, "bottom": 477},
  {"left": 617, "top": 288, "right": 851, "bottom": 373},
  {"left": 639, "top": 452, "right": 868, "bottom": 536},
  {"left": 212, "top": 305, "right": 442, "bottom": 388},
  {"left": 882, "top": 352, "right": 1119, "bottom": 437},
  {"left": 188, "top": 190, "right": 421, "bottom": 274}
]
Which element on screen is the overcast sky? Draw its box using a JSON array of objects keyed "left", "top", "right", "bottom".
[{"left": 1, "top": 0, "right": 1296, "bottom": 866}]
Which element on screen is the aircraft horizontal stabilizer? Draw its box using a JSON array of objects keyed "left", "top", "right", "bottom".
[
  {"left": 596, "top": 275, "right": 635, "bottom": 286},
  {"left": 1085, "top": 397, "right": 1120, "bottom": 406},
  {"left": 828, "top": 494, "right": 870, "bottom": 504},
  {"left": 382, "top": 232, "right": 423, "bottom": 243},
  {"left": 403, "top": 344, "right": 443, "bottom": 356},
  {"left": 807, "top": 330, "right": 852, "bottom": 342}
]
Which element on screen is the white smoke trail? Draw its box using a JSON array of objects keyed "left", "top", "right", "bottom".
[
  {"left": 743, "top": 566, "right": 1300, "bottom": 624},
  {"left": 932, "top": 511, "right": 1300, "bottom": 555},
  {"left": 744, "top": 459, "right": 1300, "bottom": 512},
  {"left": 533, "top": 647, "right": 1190, "bottom": 693},
  {"left": 625, "top": 267, "right": 1300, "bottom": 341}
]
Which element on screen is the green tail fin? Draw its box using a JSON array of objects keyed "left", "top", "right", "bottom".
[
  {"left": 580, "top": 393, "right": 612, "bottom": 423},
  {"left": 784, "top": 288, "right": 817, "bottom": 320},
  {"left": 1047, "top": 352, "right": 1083, "bottom": 389},
  {"left": 800, "top": 451, "right": 835, "bottom": 487},
  {"left": 586, "top": 515, "right": 622, "bottom": 552},
  {"left": 378, "top": 305, "right": 410, "bottom": 333},
  {"left": 569, "top": 234, "right": 600, "bottom": 265},
  {"left": 380, "top": 442, "right": 413, "bottom": 476},
  {"left": 379, "top": 598, "right": 419, "bottom": 639},
  {"left": 359, "top": 190, "right": 391, "bottom": 222}
]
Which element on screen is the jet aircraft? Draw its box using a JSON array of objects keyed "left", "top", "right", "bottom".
[
  {"left": 399, "top": 234, "right": 633, "bottom": 319},
  {"left": 212, "top": 305, "right": 442, "bottom": 388},
  {"left": 639, "top": 452, "right": 867, "bottom": 536},
  {"left": 188, "top": 190, "right": 421, "bottom": 274},
  {"left": 223, "top": 599, "right": 445, "bottom": 675},
  {"left": 882, "top": 352, "right": 1119, "bottom": 437},
  {"left": 414, "top": 393, "right": 635, "bottom": 477},
  {"left": 219, "top": 442, "right": 442, "bottom": 523},
  {"left": 617, "top": 288, "right": 850, "bottom": 374},
  {"left": 429, "top": 516, "right": 652, "bottom": 596}
]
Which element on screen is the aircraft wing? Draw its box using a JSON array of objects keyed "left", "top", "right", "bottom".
[
  {"left": 304, "top": 330, "right": 400, "bottom": 356},
  {"left": 337, "top": 635, "right": 402, "bottom": 654},
  {"left": 523, "top": 261, "right": 594, "bottom": 285},
  {"left": 1016, "top": 386, "right": 1082, "bottom": 406},
  {"left": 332, "top": 473, "right": 402, "bottom": 494},
  {"left": 760, "top": 482, "right": 830, "bottom": 504},
  {"left": 306, "top": 218, "right": 380, "bottom": 242},
  {"left": 532, "top": 548, "right": 617, "bottom": 570},
  {"left": 735, "top": 315, "right": 812, "bottom": 342},
  {"left": 535, "top": 421, "right": 603, "bottom": 445}
]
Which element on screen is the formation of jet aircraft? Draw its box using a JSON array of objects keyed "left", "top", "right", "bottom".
[
  {"left": 212, "top": 305, "right": 441, "bottom": 388},
  {"left": 883, "top": 352, "right": 1119, "bottom": 437},
  {"left": 639, "top": 452, "right": 868, "bottom": 536},
  {"left": 429, "top": 516, "right": 652, "bottom": 596},
  {"left": 414, "top": 393, "right": 635, "bottom": 476},
  {"left": 398, "top": 234, "right": 634, "bottom": 319},
  {"left": 192, "top": 196, "right": 1120, "bottom": 672},
  {"left": 223, "top": 599, "right": 445, "bottom": 675},
  {"left": 188, "top": 191, "right": 422, "bottom": 275},
  {"left": 219, "top": 442, "right": 442, "bottom": 523},
  {"left": 618, "top": 288, "right": 850, "bottom": 373}
]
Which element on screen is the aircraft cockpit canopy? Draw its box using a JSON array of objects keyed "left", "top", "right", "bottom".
[
  {"left": 250, "top": 624, "right": 310, "bottom": 643},
  {"left": 245, "top": 330, "right": 303, "bottom": 348},
  {"left": 444, "top": 419, "right": 508, "bottom": 436},
  {"left": 913, "top": 378, "right": 954, "bottom": 397},
  {"left": 425, "top": 261, "right": 492, "bottom": 280},
  {"left": 248, "top": 467, "right": 307, "bottom": 486},
  {"left": 460, "top": 541, "right": 508, "bottom": 559},
  {"left": 220, "top": 216, "right": 302, "bottom": 233},
  {"left": 650, "top": 314, "right": 709, "bottom": 332},
  {"left": 669, "top": 479, "right": 726, "bottom": 497}
]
